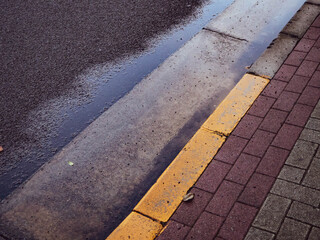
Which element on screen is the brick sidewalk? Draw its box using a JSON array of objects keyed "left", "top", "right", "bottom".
[{"left": 156, "top": 14, "right": 320, "bottom": 240}]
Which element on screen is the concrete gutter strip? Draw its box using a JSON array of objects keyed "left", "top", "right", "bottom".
[{"left": 107, "top": 1, "right": 320, "bottom": 240}]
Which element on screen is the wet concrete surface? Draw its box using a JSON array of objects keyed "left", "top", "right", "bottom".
[
  {"left": 0, "top": 0, "right": 232, "bottom": 198},
  {"left": 0, "top": 0, "right": 307, "bottom": 239}
]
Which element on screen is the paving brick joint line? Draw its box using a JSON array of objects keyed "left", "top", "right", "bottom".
[{"left": 157, "top": 12, "right": 320, "bottom": 240}]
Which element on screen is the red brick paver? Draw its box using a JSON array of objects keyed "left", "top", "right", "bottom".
[
  {"left": 294, "top": 38, "right": 315, "bottom": 52},
  {"left": 171, "top": 188, "right": 212, "bottom": 226},
  {"left": 157, "top": 12, "right": 320, "bottom": 240},
  {"left": 218, "top": 203, "right": 257, "bottom": 240},
  {"left": 185, "top": 212, "right": 224, "bottom": 240},
  {"left": 206, "top": 181, "right": 243, "bottom": 217},
  {"left": 195, "top": 160, "right": 231, "bottom": 193}
]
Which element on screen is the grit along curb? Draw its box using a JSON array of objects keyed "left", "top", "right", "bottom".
[
  {"left": 107, "top": 73, "right": 269, "bottom": 239},
  {"left": 107, "top": 1, "right": 320, "bottom": 239}
]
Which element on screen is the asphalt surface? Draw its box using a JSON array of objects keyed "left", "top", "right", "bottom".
[{"left": 0, "top": 0, "right": 207, "bottom": 198}]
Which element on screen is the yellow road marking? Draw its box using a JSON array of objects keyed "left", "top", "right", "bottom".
[
  {"left": 202, "top": 74, "right": 269, "bottom": 135},
  {"left": 106, "top": 212, "right": 162, "bottom": 240},
  {"left": 135, "top": 128, "right": 225, "bottom": 222}
]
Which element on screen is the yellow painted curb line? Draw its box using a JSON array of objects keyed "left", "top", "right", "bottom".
[
  {"left": 135, "top": 128, "right": 226, "bottom": 221},
  {"left": 107, "top": 212, "right": 163, "bottom": 240},
  {"left": 106, "top": 74, "right": 269, "bottom": 240},
  {"left": 202, "top": 74, "right": 269, "bottom": 135}
]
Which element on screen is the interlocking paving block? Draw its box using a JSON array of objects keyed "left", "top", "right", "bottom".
[
  {"left": 316, "top": 147, "right": 320, "bottom": 158},
  {"left": 248, "top": 96, "right": 275, "bottom": 118},
  {"left": 306, "top": 117, "right": 320, "bottom": 131},
  {"left": 287, "top": 201, "right": 320, "bottom": 227},
  {"left": 282, "top": 3, "right": 320, "bottom": 38},
  {"left": 244, "top": 227, "right": 274, "bottom": 240},
  {"left": 309, "top": 71, "right": 320, "bottom": 88},
  {"left": 302, "top": 157, "right": 320, "bottom": 190},
  {"left": 185, "top": 212, "right": 224, "bottom": 240},
  {"left": 256, "top": 146, "right": 289, "bottom": 177},
  {"left": 273, "top": 91, "right": 299, "bottom": 111},
  {"left": 311, "top": 101, "right": 320, "bottom": 119},
  {"left": 294, "top": 38, "right": 315, "bottom": 52},
  {"left": 226, "top": 153, "right": 260, "bottom": 185},
  {"left": 270, "top": 179, "right": 320, "bottom": 207},
  {"left": 297, "top": 86, "right": 320, "bottom": 106},
  {"left": 243, "top": 130, "right": 275, "bottom": 157},
  {"left": 218, "top": 203, "right": 257, "bottom": 240},
  {"left": 300, "top": 128, "right": 320, "bottom": 144},
  {"left": 232, "top": 115, "right": 263, "bottom": 139},
  {"left": 284, "top": 51, "right": 307, "bottom": 66},
  {"left": 252, "top": 194, "right": 291, "bottom": 232},
  {"left": 306, "top": 46, "right": 320, "bottom": 62},
  {"left": 238, "top": 173, "right": 275, "bottom": 207},
  {"left": 286, "top": 140, "right": 318, "bottom": 169},
  {"left": 277, "top": 218, "right": 311, "bottom": 240},
  {"left": 195, "top": 160, "right": 231, "bottom": 193},
  {"left": 259, "top": 109, "right": 288, "bottom": 133},
  {"left": 285, "top": 104, "right": 314, "bottom": 127},
  {"left": 262, "top": 80, "right": 287, "bottom": 98},
  {"left": 156, "top": 221, "right": 190, "bottom": 240},
  {"left": 171, "top": 188, "right": 212, "bottom": 226},
  {"left": 312, "top": 15, "right": 320, "bottom": 27},
  {"left": 206, "top": 180, "right": 243, "bottom": 217},
  {"left": 274, "top": 65, "right": 298, "bottom": 82},
  {"left": 285, "top": 75, "right": 309, "bottom": 93},
  {"left": 215, "top": 135, "right": 248, "bottom": 164},
  {"left": 308, "top": 227, "right": 320, "bottom": 240},
  {"left": 278, "top": 165, "right": 305, "bottom": 183},
  {"left": 296, "top": 60, "right": 319, "bottom": 77},
  {"left": 271, "top": 124, "right": 303, "bottom": 150},
  {"left": 304, "top": 27, "right": 320, "bottom": 40}
]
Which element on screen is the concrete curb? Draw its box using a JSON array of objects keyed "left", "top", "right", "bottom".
[
  {"left": 107, "top": 2, "right": 320, "bottom": 240},
  {"left": 250, "top": 2, "right": 320, "bottom": 78}
]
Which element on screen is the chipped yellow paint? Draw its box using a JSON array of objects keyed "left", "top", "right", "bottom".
[
  {"left": 202, "top": 74, "right": 269, "bottom": 135},
  {"left": 134, "top": 129, "right": 225, "bottom": 222},
  {"left": 106, "top": 212, "right": 162, "bottom": 240},
  {"left": 107, "top": 73, "right": 269, "bottom": 238}
]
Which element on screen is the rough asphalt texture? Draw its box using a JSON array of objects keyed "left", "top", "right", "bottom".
[{"left": 0, "top": 0, "right": 204, "bottom": 197}]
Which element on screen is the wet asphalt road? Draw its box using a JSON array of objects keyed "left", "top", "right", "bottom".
[{"left": 0, "top": 0, "right": 206, "bottom": 198}]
